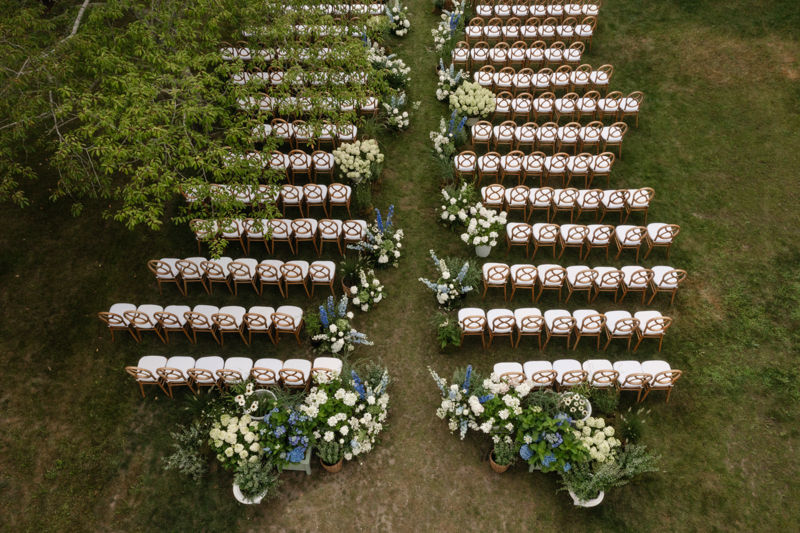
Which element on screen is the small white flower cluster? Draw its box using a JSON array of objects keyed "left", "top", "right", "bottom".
[
  {"left": 383, "top": 92, "right": 420, "bottom": 131},
  {"left": 449, "top": 81, "right": 496, "bottom": 119},
  {"left": 210, "top": 414, "right": 262, "bottom": 464},
  {"left": 473, "top": 373, "right": 534, "bottom": 439},
  {"left": 574, "top": 417, "right": 622, "bottom": 464},
  {"left": 385, "top": 1, "right": 411, "bottom": 36},
  {"left": 350, "top": 268, "right": 385, "bottom": 312},
  {"left": 429, "top": 117, "right": 456, "bottom": 162},
  {"left": 437, "top": 66, "right": 466, "bottom": 102},
  {"left": 440, "top": 183, "right": 477, "bottom": 228},
  {"left": 332, "top": 139, "right": 384, "bottom": 184},
  {"left": 431, "top": 1, "right": 466, "bottom": 53},
  {"left": 419, "top": 249, "right": 473, "bottom": 309},
  {"left": 459, "top": 202, "right": 507, "bottom": 248},
  {"left": 367, "top": 42, "right": 411, "bottom": 86}
]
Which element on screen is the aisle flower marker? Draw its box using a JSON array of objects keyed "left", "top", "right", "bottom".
[
  {"left": 419, "top": 250, "right": 474, "bottom": 310},
  {"left": 385, "top": 0, "right": 411, "bottom": 36},
  {"left": 348, "top": 205, "right": 404, "bottom": 268},
  {"left": 313, "top": 296, "right": 373, "bottom": 354}
]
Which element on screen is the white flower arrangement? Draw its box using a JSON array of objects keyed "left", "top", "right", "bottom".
[
  {"left": 431, "top": 1, "right": 465, "bottom": 53},
  {"left": 574, "top": 417, "right": 622, "bottom": 464},
  {"left": 459, "top": 202, "right": 507, "bottom": 248},
  {"left": 449, "top": 81, "right": 496, "bottom": 118},
  {"left": 440, "top": 182, "right": 479, "bottom": 229},
  {"left": 209, "top": 413, "right": 263, "bottom": 469},
  {"left": 367, "top": 42, "right": 411, "bottom": 87},
  {"left": 429, "top": 111, "right": 468, "bottom": 163},
  {"left": 383, "top": 91, "right": 421, "bottom": 131},
  {"left": 313, "top": 296, "right": 373, "bottom": 354},
  {"left": 332, "top": 139, "right": 384, "bottom": 185},
  {"left": 429, "top": 365, "right": 479, "bottom": 439},
  {"left": 419, "top": 250, "right": 474, "bottom": 310},
  {"left": 436, "top": 59, "right": 466, "bottom": 102},
  {"left": 348, "top": 205, "right": 403, "bottom": 268},
  {"left": 385, "top": 0, "right": 411, "bottom": 36},
  {"left": 350, "top": 268, "right": 385, "bottom": 312}
]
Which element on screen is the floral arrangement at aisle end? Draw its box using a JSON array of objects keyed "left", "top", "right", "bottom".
[
  {"left": 349, "top": 268, "right": 385, "bottom": 312},
  {"left": 383, "top": 91, "right": 421, "bottom": 131},
  {"left": 313, "top": 295, "right": 372, "bottom": 354},
  {"left": 300, "top": 365, "right": 391, "bottom": 464},
  {"left": 431, "top": 1, "right": 465, "bottom": 54},
  {"left": 385, "top": 0, "right": 411, "bottom": 36},
  {"left": 460, "top": 203, "right": 507, "bottom": 249},
  {"left": 348, "top": 205, "right": 404, "bottom": 268},
  {"left": 430, "top": 111, "right": 468, "bottom": 163},
  {"left": 162, "top": 362, "right": 394, "bottom": 503},
  {"left": 440, "top": 182, "right": 479, "bottom": 229},
  {"left": 427, "top": 364, "right": 663, "bottom": 506},
  {"left": 436, "top": 59, "right": 466, "bottom": 102},
  {"left": 419, "top": 250, "right": 475, "bottom": 310},
  {"left": 432, "top": 311, "right": 461, "bottom": 348},
  {"left": 332, "top": 138, "right": 384, "bottom": 185},
  {"left": 449, "top": 81, "right": 496, "bottom": 119},
  {"left": 367, "top": 42, "right": 411, "bottom": 88}
]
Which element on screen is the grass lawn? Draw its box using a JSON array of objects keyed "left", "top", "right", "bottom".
[{"left": 2, "top": 0, "right": 800, "bottom": 531}]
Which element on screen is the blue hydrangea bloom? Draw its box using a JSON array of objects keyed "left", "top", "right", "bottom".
[
  {"left": 563, "top": 463, "right": 572, "bottom": 472},
  {"left": 288, "top": 446, "right": 306, "bottom": 463},
  {"left": 520, "top": 444, "right": 533, "bottom": 461},
  {"left": 273, "top": 426, "right": 286, "bottom": 438},
  {"left": 542, "top": 453, "right": 556, "bottom": 467}
]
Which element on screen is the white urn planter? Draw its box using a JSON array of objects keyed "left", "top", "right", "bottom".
[
  {"left": 560, "top": 392, "right": 592, "bottom": 422},
  {"left": 475, "top": 245, "right": 492, "bottom": 257},
  {"left": 569, "top": 490, "right": 605, "bottom": 508},
  {"left": 233, "top": 484, "right": 266, "bottom": 505}
]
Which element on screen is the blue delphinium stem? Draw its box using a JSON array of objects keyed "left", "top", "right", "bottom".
[
  {"left": 338, "top": 295, "right": 348, "bottom": 317},
  {"left": 386, "top": 205, "right": 394, "bottom": 227},
  {"left": 319, "top": 305, "right": 329, "bottom": 327},
  {"left": 375, "top": 208, "right": 384, "bottom": 232},
  {"left": 462, "top": 365, "right": 472, "bottom": 391},
  {"left": 352, "top": 370, "right": 366, "bottom": 399}
]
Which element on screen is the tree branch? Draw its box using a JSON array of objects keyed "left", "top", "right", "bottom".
[{"left": 67, "top": 0, "right": 92, "bottom": 40}]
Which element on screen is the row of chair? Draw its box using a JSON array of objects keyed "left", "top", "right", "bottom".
[
  {"left": 220, "top": 149, "right": 335, "bottom": 183},
  {"left": 492, "top": 358, "right": 681, "bottom": 403},
  {"left": 458, "top": 307, "right": 672, "bottom": 351},
  {"left": 285, "top": 2, "right": 386, "bottom": 16},
  {"left": 481, "top": 186, "right": 653, "bottom": 223},
  {"left": 232, "top": 68, "right": 369, "bottom": 88},
  {"left": 466, "top": 16, "right": 596, "bottom": 46},
  {"left": 237, "top": 94, "right": 378, "bottom": 119},
  {"left": 126, "top": 355, "right": 343, "bottom": 398},
  {"left": 190, "top": 217, "right": 364, "bottom": 255},
  {"left": 461, "top": 40, "right": 585, "bottom": 69},
  {"left": 506, "top": 222, "right": 680, "bottom": 261},
  {"left": 480, "top": 262, "right": 686, "bottom": 304},
  {"left": 242, "top": 25, "right": 366, "bottom": 39},
  {"left": 469, "top": 65, "right": 613, "bottom": 97},
  {"left": 456, "top": 150, "right": 614, "bottom": 188},
  {"left": 101, "top": 304, "right": 304, "bottom": 345},
  {"left": 473, "top": 0, "right": 602, "bottom": 23},
  {"left": 221, "top": 44, "right": 372, "bottom": 64},
  {"left": 255, "top": 119, "right": 358, "bottom": 150},
  {"left": 148, "top": 257, "right": 337, "bottom": 297}
]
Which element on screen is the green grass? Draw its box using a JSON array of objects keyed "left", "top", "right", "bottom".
[{"left": 2, "top": 0, "right": 800, "bottom": 531}]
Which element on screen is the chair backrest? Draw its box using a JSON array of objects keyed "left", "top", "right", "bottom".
[
  {"left": 147, "top": 260, "right": 174, "bottom": 279},
  {"left": 513, "top": 266, "right": 538, "bottom": 284},
  {"left": 473, "top": 41, "right": 490, "bottom": 60},
  {"left": 660, "top": 269, "right": 688, "bottom": 287},
  {"left": 481, "top": 152, "right": 501, "bottom": 171},
  {"left": 187, "top": 368, "right": 216, "bottom": 384},
  {"left": 535, "top": 223, "right": 559, "bottom": 241},
  {"left": 499, "top": 371, "right": 525, "bottom": 385},
  {"left": 99, "top": 312, "right": 126, "bottom": 328},
  {"left": 201, "top": 260, "right": 228, "bottom": 281},
  {"left": 329, "top": 183, "right": 350, "bottom": 203},
  {"left": 531, "top": 186, "right": 554, "bottom": 204},
  {"left": 343, "top": 220, "right": 365, "bottom": 240},
  {"left": 496, "top": 120, "right": 516, "bottom": 139},
  {"left": 310, "top": 263, "right": 333, "bottom": 282},
  {"left": 652, "top": 369, "right": 682, "bottom": 388},
  {"left": 511, "top": 41, "right": 528, "bottom": 55},
  {"left": 580, "top": 189, "right": 602, "bottom": 208},
  {"left": 126, "top": 366, "right": 157, "bottom": 383},
  {"left": 655, "top": 224, "right": 681, "bottom": 242},
  {"left": 154, "top": 311, "right": 182, "bottom": 328},
  {"left": 622, "top": 226, "right": 647, "bottom": 244},
  {"left": 228, "top": 261, "right": 253, "bottom": 280},
  {"left": 543, "top": 267, "right": 566, "bottom": 284},
  {"left": 217, "top": 368, "right": 244, "bottom": 383},
  {"left": 288, "top": 150, "right": 310, "bottom": 168},
  {"left": 244, "top": 312, "right": 270, "bottom": 329},
  {"left": 125, "top": 311, "right": 156, "bottom": 329},
  {"left": 157, "top": 367, "right": 188, "bottom": 383},
  {"left": 555, "top": 187, "right": 579, "bottom": 204},
  {"left": 550, "top": 40, "right": 566, "bottom": 52},
  {"left": 304, "top": 184, "right": 325, "bottom": 203},
  {"left": 268, "top": 218, "right": 291, "bottom": 235},
  {"left": 457, "top": 151, "right": 477, "bottom": 168},
  {"left": 281, "top": 184, "right": 302, "bottom": 202},
  {"left": 578, "top": 313, "right": 605, "bottom": 331},
  {"left": 508, "top": 185, "right": 529, "bottom": 203},
  {"left": 643, "top": 316, "right": 673, "bottom": 335},
  {"left": 510, "top": 223, "right": 532, "bottom": 241},
  {"left": 561, "top": 369, "right": 588, "bottom": 386},
  {"left": 460, "top": 315, "right": 487, "bottom": 331},
  {"left": 551, "top": 316, "right": 575, "bottom": 333},
  {"left": 605, "top": 121, "right": 628, "bottom": 141},
  {"left": 473, "top": 121, "right": 492, "bottom": 138},
  {"left": 620, "top": 372, "right": 651, "bottom": 388},
  {"left": 484, "top": 184, "right": 506, "bottom": 203},
  {"left": 566, "top": 41, "right": 585, "bottom": 57},
  {"left": 597, "top": 269, "right": 623, "bottom": 286},
  {"left": 279, "top": 368, "right": 307, "bottom": 387},
  {"left": 530, "top": 369, "right": 557, "bottom": 386},
  {"left": 272, "top": 312, "right": 299, "bottom": 330},
  {"left": 525, "top": 17, "right": 542, "bottom": 28},
  {"left": 590, "top": 224, "right": 614, "bottom": 243},
  {"left": 292, "top": 219, "right": 315, "bottom": 237},
  {"left": 185, "top": 311, "right": 213, "bottom": 329},
  {"left": 319, "top": 219, "right": 342, "bottom": 238},
  {"left": 280, "top": 262, "right": 306, "bottom": 282},
  {"left": 573, "top": 269, "right": 597, "bottom": 286},
  {"left": 518, "top": 123, "right": 538, "bottom": 143},
  {"left": 252, "top": 367, "right": 278, "bottom": 384},
  {"left": 477, "top": 65, "right": 495, "bottom": 84},
  {"left": 492, "top": 315, "right": 516, "bottom": 331},
  {"left": 613, "top": 317, "right": 640, "bottom": 335},
  {"left": 628, "top": 268, "right": 654, "bottom": 287},
  {"left": 629, "top": 187, "right": 655, "bottom": 206},
  {"left": 212, "top": 313, "right": 239, "bottom": 329},
  {"left": 486, "top": 264, "right": 510, "bottom": 283},
  {"left": 591, "top": 369, "right": 619, "bottom": 386}
]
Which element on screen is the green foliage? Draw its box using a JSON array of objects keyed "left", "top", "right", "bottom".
[
  {"left": 558, "top": 445, "right": 661, "bottom": 502},
  {"left": 619, "top": 407, "right": 651, "bottom": 444},
  {"left": 432, "top": 312, "right": 461, "bottom": 349},
  {"left": 317, "top": 439, "right": 345, "bottom": 465},
  {"left": 590, "top": 388, "right": 620, "bottom": 415},
  {"left": 305, "top": 308, "right": 323, "bottom": 338},
  {"left": 161, "top": 422, "right": 207, "bottom": 482},
  {"left": 355, "top": 181, "right": 373, "bottom": 210},
  {"left": 233, "top": 459, "right": 283, "bottom": 501},
  {"left": 339, "top": 255, "right": 364, "bottom": 283},
  {"left": 522, "top": 390, "right": 560, "bottom": 418},
  {"left": 492, "top": 439, "right": 518, "bottom": 467},
  {"left": 516, "top": 407, "right": 588, "bottom": 473}
]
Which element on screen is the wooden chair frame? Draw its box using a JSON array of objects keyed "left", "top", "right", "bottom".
[
  {"left": 591, "top": 268, "right": 623, "bottom": 303},
  {"left": 281, "top": 262, "right": 310, "bottom": 298},
  {"left": 564, "top": 268, "right": 596, "bottom": 303},
  {"left": 187, "top": 368, "right": 221, "bottom": 391},
  {"left": 184, "top": 311, "right": 220, "bottom": 344},
  {"left": 505, "top": 223, "right": 533, "bottom": 256},
  {"left": 272, "top": 312, "right": 304, "bottom": 346},
  {"left": 557, "top": 370, "right": 589, "bottom": 391},
  {"left": 619, "top": 373, "right": 652, "bottom": 402},
  {"left": 532, "top": 223, "right": 559, "bottom": 258},
  {"left": 614, "top": 225, "right": 647, "bottom": 261},
  {"left": 529, "top": 369, "right": 556, "bottom": 388},
  {"left": 572, "top": 313, "right": 606, "bottom": 349},
  {"left": 157, "top": 367, "right": 196, "bottom": 398},
  {"left": 125, "top": 367, "right": 168, "bottom": 397},
  {"left": 244, "top": 312, "right": 276, "bottom": 344},
  {"left": 644, "top": 224, "right": 681, "bottom": 259},
  {"left": 488, "top": 315, "right": 516, "bottom": 347},
  {"left": 619, "top": 268, "right": 654, "bottom": 304},
  {"left": 633, "top": 316, "right": 673, "bottom": 352},
  {"left": 124, "top": 310, "right": 166, "bottom": 344},
  {"left": 603, "top": 317, "right": 640, "bottom": 351},
  {"left": 98, "top": 312, "right": 135, "bottom": 342},
  {"left": 200, "top": 260, "right": 234, "bottom": 295},
  {"left": 542, "top": 316, "right": 575, "bottom": 349},
  {"left": 268, "top": 219, "right": 295, "bottom": 254},
  {"left": 147, "top": 260, "right": 183, "bottom": 295},
  {"left": 641, "top": 369, "right": 682, "bottom": 403},
  {"left": 212, "top": 312, "right": 248, "bottom": 345},
  {"left": 318, "top": 219, "right": 344, "bottom": 256},
  {"left": 648, "top": 269, "right": 687, "bottom": 305},
  {"left": 536, "top": 265, "right": 566, "bottom": 300},
  {"left": 515, "top": 316, "right": 544, "bottom": 348},
  {"left": 229, "top": 261, "right": 259, "bottom": 296},
  {"left": 328, "top": 183, "right": 353, "bottom": 219},
  {"left": 460, "top": 315, "right": 487, "bottom": 349},
  {"left": 154, "top": 311, "right": 194, "bottom": 344},
  {"left": 582, "top": 224, "right": 614, "bottom": 260},
  {"left": 510, "top": 266, "right": 538, "bottom": 301},
  {"left": 482, "top": 264, "right": 511, "bottom": 300},
  {"left": 309, "top": 263, "right": 336, "bottom": 297}
]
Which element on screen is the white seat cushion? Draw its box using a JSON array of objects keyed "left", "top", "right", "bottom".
[
  {"left": 312, "top": 357, "right": 343, "bottom": 373},
  {"left": 458, "top": 308, "right": 486, "bottom": 331},
  {"left": 253, "top": 358, "right": 283, "bottom": 384},
  {"left": 641, "top": 360, "right": 672, "bottom": 385},
  {"left": 193, "top": 356, "right": 225, "bottom": 383},
  {"left": 163, "top": 356, "right": 196, "bottom": 381},
  {"left": 604, "top": 310, "right": 633, "bottom": 334},
  {"left": 544, "top": 309, "right": 571, "bottom": 329},
  {"left": 566, "top": 266, "right": 592, "bottom": 287},
  {"left": 651, "top": 266, "right": 678, "bottom": 288},
  {"left": 487, "top": 309, "right": 514, "bottom": 332},
  {"left": 136, "top": 356, "right": 167, "bottom": 382},
  {"left": 553, "top": 359, "right": 581, "bottom": 384},
  {"left": 275, "top": 305, "right": 303, "bottom": 329},
  {"left": 494, "top": 362, "right": 523, "bottom": 376},
  {"left": 523, "top": 360, "right": 551, "bottom": 379},
  {"left": 647, "top": 223, "right": 673, "bottom": 243},
  {"left": 248, "top": 306, "right": 275, "bottom": 329},
  {"left": 515, "top": 308, "right": 543, "bottom": 332},
  {"left": 511, "top": 265, "right": 537, "bottom": 286},
  {"left": 217, "top": 306, "right": 246, "bottom": 328},
  {"left": 635, "top": 310, "right": 664, "bottom": 334},
  {"left": 572, "top": 309, "right": 601, "bottom": 331},
  {"left": 614, "top": 360, "right": 645, "bottom": 386}
]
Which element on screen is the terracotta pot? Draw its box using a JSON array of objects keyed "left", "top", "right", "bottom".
[
  {"left": 489, "top": 451, "right": 510, "bottom": 473},
  {"left": 320, "top": 458, "right": 343, "bottom": 473}
]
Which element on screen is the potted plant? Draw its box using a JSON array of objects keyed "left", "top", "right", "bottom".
[
  {"left": 312, "top": 296, "right": 373, "bottom": 354},
  {"left": 439, "top": 182, "right": 479, "bottom": 229},
  {"left": 432, "top": 312, "right": 461, "bottom": 349},
  {"left": 559, "top": 390, "right": 592, "bottom": 422},
  {"left": 304, "top": 309, "right": 323, "bottom": 348},
  {"left": 429, "top": 112, "right": 467, "bottom": 164},
  {"left": 348, "top": 268, "right": 385, "bottom": 312},
  {"left": 558, "top": 445, "right": 661, "bottom": 507},
  {"left": 419, "top": 250, "right": 476, "bottom": 310},
  {"left": 317, "top": 439, "right": 345, "bottom": 473},
  {"left": 385, "top": 0, "right": 411, "bottom": 36},
  {"left": 517, "top": 408, "right": 588, "bottom": 473},
  {"left": 232, "top": 459, "right": 282, "bottom": 505},
  {"left": 436, "top": 61, "right": 467, "bottom": 102},
  {"left": 459, "top": 203, "right": 507, "bottom": 257},
  {"left": 347, "top": 206, "right": 404, "bottom": 268},
  {"left": 339, "top": 256, "right": 362, "bottom": 295},
  {"left": 489, "top": 437, "right": 518, "bottom": 473}
]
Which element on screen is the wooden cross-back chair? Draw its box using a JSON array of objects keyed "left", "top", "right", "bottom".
[
  {"left": 532, "top": 223, "right": 559, "bottom": 258},
  {"left": 619, "top": 372, "right": 651, "bottom": 402},
  {"left": 582, "top": 224, "right": 614, "bottom": 260},
  {"left": 558, "top": 224, "right": 588, "bottom": 258},
  {"left": 614, "top": 225, "right": 647, "bottom": 261},
  {"left": 488, "top": 315, "right": 516, "bottom": 347},
  {"left": 309, "top": 263, "right": 336, "bottom": 297},
  {"left": 516, "top": 315, "right": 545, "bottom": 348},
  {"left": 281, "top": 262, "right": 310, "bottom": 298},
  {"left": 147, "top": 260, "right": 183, "bottom": 295},
  {"left": 542, "top": 315, "right": 575, "bottom": 349},
  {"left": 522, "top": 151, "right": 546, "bottom": 185},
  {"left": 499, "top": 371, "right": 526, "bottom": 385},
  {"left": 125, "top": 366, "right": 168, "bottom": 397},
  {"left": 620, "top": 268, "right": 654, "bottom": 304},
  {"left": 565, "top": 267, "right": 596, "bottom": 302},
  {"left": 318, "top": 219, "right": 344, "bottom": 255},
  {"left": 184, "top": 311, "right": 219, "bottom": 344},
  {"left": 529, "top": 368, "right": 556, "bottom": 388},
  {"left": 634, "top": 316, "right": 673, "bottom": 352},
  {"left": 268, "top": 218, "right": 295, "bottom": 254},
  {"left": 279, "top": 368, "right": 309, "bottom": 390},
  {"left": 603, "top": 314, "right": 639, "bottom": 351},
  {"left": 98, "top": 310, "right": 135, "bottom": 342},
  {"left": 477, "top": 152, "right": 502, "bottom": 186},
  {"left": 187, "top": 368, "right": 221, "bottom": 391},
  {"left": 589, "top": 369, "right": 620, "bottom": 388},
  {"left": 590, "top": 267, "right": 623, "bottom": 302},
  {"left": 505, "top": 184, "right": 529, "bottom": 218},
  {"left": 304, "top": 183, "right": 329, "bottom": 218},
  {"left": 124, "top": 310, "right": 166, "bottom": 344},
  {"left": 557, "top": 369, "right": 588, "bottom": 391},
  {"left": 648, "top": 268, "right": 687, "bottom": 305},
  {"left": 642, "top": 369, "right": 682, "bottom": 403},
  {"left": 156, "top": 367, "right": 195, "bottom": 398},
  {"left": 482, "top": 264, "right": 511, "bottom": 300},
  {"left": 328, "top": 183, "right": 353, "bottom": 219},
  {"left": 459, "top": 315, "right": 487, "bottom": 349},
  {"left": 154, "top": 310, "right": 193, "bottom": 344},
  {"left": 200, "top": 259, "right": 234, "bottom": 295},
  {"left": 572, "top": 313, "right": 606, "bottom": 349},
  {"left": 537, "top": 265, "right": 567, "bottom": 300},
  {"left": 505, "top": 222, "right": 533, "bottom": 256},
  {"left": 252, "top": 367, "right": 279, "bottom": 387},
  {"left": 482, "top": 184, "right": 505, "bottom": 210},
  {"left": 243, "top": 311, "right": 276, "bottom": 344},
  {"left": 550, "top": 185, "right": 578, "bottom": 220},
  {"left": 624, "top": 187, "right": 655, "bottom": 223},
  {"left": 212, "top": 311, "right": 248, "bottom": 346},
  {"left": 644, "top": 224, "right": 681, "bottom": 259},
  {"left": 511, "top": 265, "right": 538, "bottom": 301},
  {"left": 271, "top": 310, "right": 304, "bottom": 346},
  {"left": 228, "top": 260, "right": 258, "bottom": 296},
  {"left": 292, "top": 219, "right": 320, "bottom": 254},
  {"left": 567, "top": 155, "right": 594, "bottom": 190}
]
